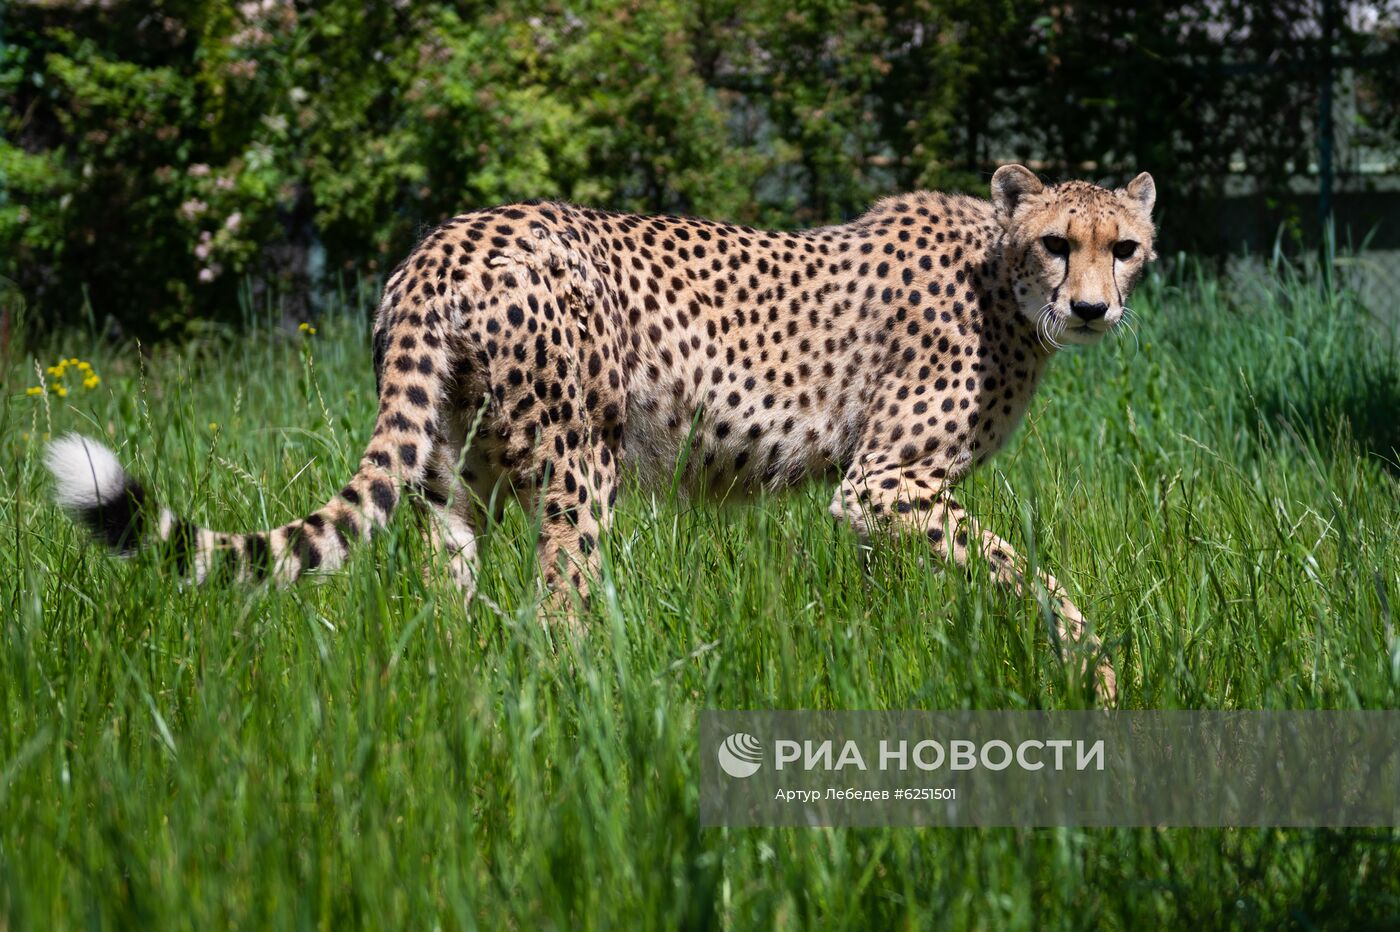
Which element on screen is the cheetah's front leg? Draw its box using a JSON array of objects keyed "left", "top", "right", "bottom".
[
  {"left": 831, "top": 467, "right": 1117, "bottom": 704},
  {"left": 529, "top": 435, "right": 620, "bottom": 625}
]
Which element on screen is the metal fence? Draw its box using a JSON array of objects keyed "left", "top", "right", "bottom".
[{"left": 1263, "top": 0, "right": 1399, "bottom": 315}]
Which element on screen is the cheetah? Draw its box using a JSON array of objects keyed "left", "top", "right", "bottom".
[{"left": 48, "top": 164, "right": 1155, "bottom": 701}]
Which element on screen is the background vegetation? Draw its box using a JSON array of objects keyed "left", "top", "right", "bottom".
[{"left": 4, "top": 0, "right": 1399, "bottom": 338}]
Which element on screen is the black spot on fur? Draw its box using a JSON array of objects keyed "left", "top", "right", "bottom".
[
  {"left": 244, "top": 534, "right": 271, "bottom": 581},
  {"left": 74, "top": 478, "right": 146, "bottom": 554},
  {"left": 370, "top": 479, "right": 397, "bottom": 515},
  {"left": 286, "top": 525, "right": 322, "bottom": 572}
]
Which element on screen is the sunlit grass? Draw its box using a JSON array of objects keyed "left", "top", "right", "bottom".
[{"left": 2, "top": 262, "right": 1398, "bottom": 927}]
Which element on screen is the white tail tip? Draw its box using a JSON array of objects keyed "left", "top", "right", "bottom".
[{"left": 45, "top": 433, "right": 129, "bottom": 509}]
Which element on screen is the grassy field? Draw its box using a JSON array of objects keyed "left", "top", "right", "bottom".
[{"left": 3, "top": 259, "right": 1399, "bottom": 929}]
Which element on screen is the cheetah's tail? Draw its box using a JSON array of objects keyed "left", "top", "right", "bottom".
[{"left": 44, "top": 432, "right": 417, "bottom": 585}]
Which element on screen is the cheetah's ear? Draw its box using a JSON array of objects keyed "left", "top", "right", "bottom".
[
  {"left": 1122, "top": 172, "right": 1156, "bottom": 215},
  {"left": 990, "top": 164, "right": 1044, "bottom": 227}
]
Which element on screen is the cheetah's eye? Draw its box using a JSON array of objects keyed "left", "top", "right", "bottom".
[
  {"left": 1041, "top": 235, "right": 1069, "bottom": 257},
  {"left": 1112, "top": 240, "right": 1139, "bottom": 260}
]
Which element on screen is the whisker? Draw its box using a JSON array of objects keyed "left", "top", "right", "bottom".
[
  {"left": 1115, "top": 316, "right": 1141, "bottom": 356},
  {"left": 1039, "top": 310, "right": 1051, "bottom": 352}
]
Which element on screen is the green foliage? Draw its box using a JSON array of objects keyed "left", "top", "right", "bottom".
[
  {"left": 3, "top": 1, "right": 1399, "bottom": 338},
  {"left": 3, "top": 262, "right": 1399, "bottom": 927}
]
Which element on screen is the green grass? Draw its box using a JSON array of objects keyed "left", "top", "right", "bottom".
[{"left": 3, "top": 261, "right": 1399, "bottom": 929}]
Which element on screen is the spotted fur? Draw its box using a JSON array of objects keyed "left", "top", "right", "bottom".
[{"left": 49, "top": 165, "right": 1155, "bottom": 701}]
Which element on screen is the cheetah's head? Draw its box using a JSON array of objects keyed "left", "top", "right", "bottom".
[{"left": 991, "top": 165, "right": 1157, "bottom": 347}]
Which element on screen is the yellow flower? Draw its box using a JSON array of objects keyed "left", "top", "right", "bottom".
[
  {"left": 299, "top": 322, "right": 317, "bottom": 335},
  {"left": 84, "top": 375, "right": 101, "bottom": 389},
  {"left": 78, "top": 361, "right": 93, "bottom": 372},
  {"left": 69, "top": 358, "right": 80, "bottom": 366},
  {"left": 54, "top": 385, "right": 68, "bottom": 397},
  {"left": 46, "top": 365, "right": 63, "bottom": 377},
  {"left": 209, "top": 422, "right": 220, "bottom": 431},
  {"left": 26, "top": 386, "right": 44, "bottom": 396}
]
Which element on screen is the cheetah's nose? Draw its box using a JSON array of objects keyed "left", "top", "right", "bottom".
[{"left": 1070, "top": 300, "right": 1109, "bottom": 321}]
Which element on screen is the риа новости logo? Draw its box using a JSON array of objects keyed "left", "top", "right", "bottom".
[{"left": 717, "top": 733, "right": 763, "bottom": 778}]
